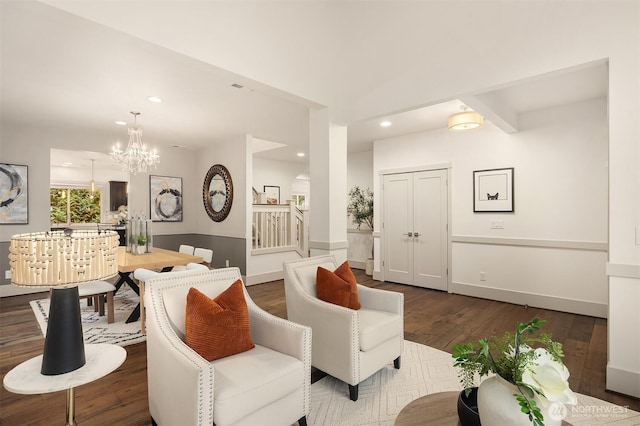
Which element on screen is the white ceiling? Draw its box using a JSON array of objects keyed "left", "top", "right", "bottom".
[{"left": 1, "top": 1, "right": 608, "bottom": 171}]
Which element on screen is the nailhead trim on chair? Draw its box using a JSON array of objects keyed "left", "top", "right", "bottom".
[
  {"left": 147, "top": 269, "right": 218, "bottom": 425},
  {"left": 146, "top": 267, "right": 311, "bottom": 424}
]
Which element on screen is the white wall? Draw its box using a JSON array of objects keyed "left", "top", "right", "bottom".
[
  {"left": 196, "top": 137, "right": 248, "bottom": 239},
  {"left": 347, "top": 150, "right": 373, "bottom": 267},
  {"left": 374, "top": 98, "right": 608, "bottom": 317}
]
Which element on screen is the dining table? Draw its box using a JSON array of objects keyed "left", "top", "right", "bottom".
[{"left": 115, "top": 247, "right": 203, "bottom": 326}]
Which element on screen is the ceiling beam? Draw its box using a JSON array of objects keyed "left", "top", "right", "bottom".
[{"left": 459, "top": 94, "right": 519, "bottom": 134}]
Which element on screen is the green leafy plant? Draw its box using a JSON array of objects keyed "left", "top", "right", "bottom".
[
  {"left": 347, "top": 186, "right": 374, "bottom": 258},
  {"left": 347, "top": 186, "right": 374, "bottom": 231},
  {"left": 137, "top": 235, "right": 148, "bottom": 246},
  {"left": 452, "top": 318, "right": 577, "bottom": 426}
]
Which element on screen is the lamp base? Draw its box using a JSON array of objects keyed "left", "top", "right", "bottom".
[{"left": 41, "top": 286, "right": 86, "bottom": 375}]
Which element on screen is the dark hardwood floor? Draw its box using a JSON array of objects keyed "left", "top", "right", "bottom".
[{"left": 1, "top": 270, "right": 637, "bottom": 425}]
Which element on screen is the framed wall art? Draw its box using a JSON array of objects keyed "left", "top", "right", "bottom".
[
  {"left": 473, "top": 167, "right": 514, "bottom": 213},
  {"left": 0, "top": 163, "right": 28, "bottom": 224},
  {"left": 150, "top": 175, "right": 183, "bottom": 222},
  {"left": 264, "top": 185, "right": 280, "bottom": 205}
]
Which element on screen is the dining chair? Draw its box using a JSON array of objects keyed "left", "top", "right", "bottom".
[
  {"left": 194, "top": 247, "right": 213, "bottom": 268},
  {"left": 172, "top": 245, "right": 196, "bottom": 271},
  {"left": 178, "top": 244, "right": 195, "bottom": 255}
]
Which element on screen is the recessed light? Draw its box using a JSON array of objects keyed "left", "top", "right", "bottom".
[
  {"left": 114, "top": 120, "right": 127, "bottom": 126},
  {"left": 297, "top": 152, "right": 305, "bottom": 157},
  {"left": 147, "top": 96, "right": 163, "bottom": 103},
  {"left": 380, "top": 121, "right": 392, "bottom": 127}
]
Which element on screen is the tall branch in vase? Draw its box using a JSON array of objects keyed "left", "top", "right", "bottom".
[{"left": 347, "top": 186, "right": 374, "bottom": 258}]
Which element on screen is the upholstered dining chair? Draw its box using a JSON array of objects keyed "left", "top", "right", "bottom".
[
  {"left": 283, "top": 255, "right": 404, "bottom": 401},
  {"left": 172, "top": 244, "right": 196, "bottom": 271},
  {"left": 194, "top": 247, "right": 213, "bottom": 268},
  {"left": 179, "top": 244, "right": 195, "bottom": 255},
  {"left": 144, "top": 267, "right": 311, "bottom": 426}
]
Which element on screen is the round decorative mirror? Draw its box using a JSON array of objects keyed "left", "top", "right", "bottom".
[{"left": 203, "top": 164, "right": 233, "bottom": 222}]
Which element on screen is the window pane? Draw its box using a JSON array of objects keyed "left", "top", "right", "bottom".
[
  {"left": 70, "top": 189, "right": 101, "bottom": 223},
  {"left": 50, "top": 188, "right": 68, "bottom": 224}
]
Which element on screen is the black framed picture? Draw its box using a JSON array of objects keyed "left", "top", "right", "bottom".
[
  {"left": 0, "top": 163, "right": 28, "bottom": 224},
  {"left": 263, "top": 185, "right": 280, "bottom": 205},
  {"left": 473, "top": 168, "right": 514, "bottom": 213},
  {"left": 150, "top": 175, "right": 183, "bottom": 222}
]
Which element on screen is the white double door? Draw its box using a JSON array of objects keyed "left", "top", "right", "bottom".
[{"left": 383, "top": 169, "right": 448, "bottom": 291}]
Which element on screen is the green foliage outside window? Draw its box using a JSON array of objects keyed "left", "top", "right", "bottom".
[{"left": 50, "top": 188, "right": 101, "bottom": 225}]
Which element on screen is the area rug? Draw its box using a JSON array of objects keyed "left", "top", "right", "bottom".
[
  {"left": 308, "top": 340, "right": 640, "bottom": 426},
  {"left": 30, "top": 287, "right": 146, "bottom": 347},
  {"left": 308, "top": 340, "right": 462, "bottom": 426}
]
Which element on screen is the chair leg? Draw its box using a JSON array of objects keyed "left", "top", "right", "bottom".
[
  {"left": 349, "top": 384, "right": 359, "bottom": 401},
  {"left": 97, "top": 295, "right": 106, "bottom": 316},
  {"left": 298, "top": 416, "right": 307, "bottom": 426},
  {"left": 151, "top": 417, "right": 158, "bottom": 426},
  {"left": 106, "top": 291, "right": 114, "bottom": 324},
  {"left": 394, "top": 356, "right": 401, "bottom": 369}
]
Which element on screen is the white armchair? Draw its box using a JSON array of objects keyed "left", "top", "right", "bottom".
[
  {"left": 144, "top": 267, "right": 311, "bottom": 425},
  {"left": 283, "top": 255, "right": 403, "bottom": 401}
]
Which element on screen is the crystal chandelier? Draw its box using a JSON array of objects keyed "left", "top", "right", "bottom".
[{"left": 111, "top": 111, "right": 159, "bottom": 175}]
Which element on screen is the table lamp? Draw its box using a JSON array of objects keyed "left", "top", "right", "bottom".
[{"left": 8, "top": 230, "right": 119, "bottom": 375}]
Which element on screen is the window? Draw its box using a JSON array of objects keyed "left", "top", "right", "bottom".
[{"left": 50, "top": 187, "right": 102, "bottom": 225}]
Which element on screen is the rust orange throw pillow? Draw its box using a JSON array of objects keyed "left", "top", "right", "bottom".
[
  {"left": 185, "top": 280, "right": 255, "bottom": 361},
  {"left": 316, "top": 261, "right": 361, "bottom": 310}
]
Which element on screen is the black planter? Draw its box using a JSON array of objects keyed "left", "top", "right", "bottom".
[{"left": 457, "top": 387, "right": 481, "bottom": 426}]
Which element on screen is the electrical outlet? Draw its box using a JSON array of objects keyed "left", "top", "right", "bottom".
[
  {"left": 480, "top": 272, "right": 486, "bottom": 281},
  {"left": 490, "top": 220, "right": 504, "bottom": 229},
  {"left": 5, "top": 270, "right": 11, "bottom": 280},
  {"left": 225, "top": 260, "right": 230, "bottom": 267}
]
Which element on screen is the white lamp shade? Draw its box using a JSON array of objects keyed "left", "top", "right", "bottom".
[
  {"left": 448, "top": 110, "right": 484, "bottom": 131},
  {"left": 8, "top": 230, "right": 119, "bottom": 287}
]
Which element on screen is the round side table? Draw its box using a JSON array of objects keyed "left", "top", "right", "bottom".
[{"left": 3, "top": 344, "right": 126, "bottom": 426}]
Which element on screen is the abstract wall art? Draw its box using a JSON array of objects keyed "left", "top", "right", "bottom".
[
  {"left": 0, "top": 163, "right": 28, "bottom": 224},
  {"left": 150, "top": 175, "right": 183, "bottom": 222}
]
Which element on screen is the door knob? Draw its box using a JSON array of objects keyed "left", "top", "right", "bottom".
[
  {"left": 405, "top": 232, "right": 414, "bottom": 237},
  {"left": 414, "top": 232, "right": 421, "bottom": 237}
]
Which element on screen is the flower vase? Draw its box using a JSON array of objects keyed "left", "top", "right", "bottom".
[{"left": 477, "top": 375, "right": 561, "bottom": 426}]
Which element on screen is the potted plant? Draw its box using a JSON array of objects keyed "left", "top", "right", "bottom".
[
  {"left": 452, "top": 317, "right": 577, "bottom": 426},
  {"left": 347, "top": 186, "right": 374, "bottom": 275},
  {"left": 136, "top": 235, "right": 148, "bottom": 255}
]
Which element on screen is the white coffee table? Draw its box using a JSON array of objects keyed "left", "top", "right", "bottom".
[{"left": 3, "top": 343, "right": 126, "bottom": 426}]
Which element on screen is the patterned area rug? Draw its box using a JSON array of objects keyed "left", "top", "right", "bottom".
[
  {"left": 308, "top": 340, "right": 463, "bottom": 425},
  {"left": 30, "top": 287, "right": 146, "bottom": 347},
  {"left": 307, "top": 340, "right": 640, "bottom": 426}
]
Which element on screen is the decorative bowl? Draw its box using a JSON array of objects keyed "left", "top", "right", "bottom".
[{"left": 457, "top": 387, "right": 481, "bottom": 425}]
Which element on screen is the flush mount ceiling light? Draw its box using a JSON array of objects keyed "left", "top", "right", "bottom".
[
  {"left": 110, "top": 111, "right": 159, "bottom": 175},
  {"left": 147, "top": 96, "right": 163, "bottom": 103},
  {"left": 297, "top": 152, "right": 305, "bottom": 157},
  {"left": 448, "top": 105, "right": 484, "bottom": 132},
  {"left": 380, "top": 121, "right": 392, "bottom": 127}
]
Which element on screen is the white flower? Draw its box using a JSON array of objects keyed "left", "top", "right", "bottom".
[
  {"left": 505, "top": 344, "right": 533, "bottom": 362},
  {"left": 521, "top": 348, "right": 577, "bottom": 405}
]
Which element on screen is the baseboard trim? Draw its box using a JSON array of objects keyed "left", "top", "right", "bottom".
[
  {"left": 607, "top": 364, "right": 640, "bottom": 398},
  {"left": 348, "top": 260, "right": 365, "bottom": 270},
  {"left": 244, "top": 270, "right": 284, "bottom": 286},
  {"left": 450, "top": 281, "right": 607, "bottom": 318}
]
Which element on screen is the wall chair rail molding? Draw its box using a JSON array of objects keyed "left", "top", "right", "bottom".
[
  {"left": 452, "top": 235, "right": 608, "bottom": 252},
  {"left": 606, "top": 263, "right": 640, "bottom": 279}
]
